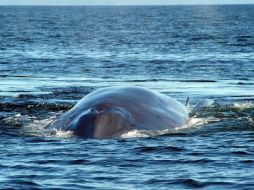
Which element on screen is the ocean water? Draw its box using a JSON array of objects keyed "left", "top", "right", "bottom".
[{"left": 0, "top": 5, "right": 254, "bottom": 189}]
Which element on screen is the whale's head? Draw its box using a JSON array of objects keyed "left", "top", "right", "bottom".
[{"left": 69, "top": 107, "right": 132, "bottom": 138}]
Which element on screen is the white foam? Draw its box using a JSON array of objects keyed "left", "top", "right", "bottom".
[
  {"left": 187, "top": 116, "right": 219, "bottom": 126},
  {"left": 21, "top": 116, "right": 57, "bottom": 137},
  {"left": 23, "top": 116, "right": 75, "bottom": 138},
  {"left": 248, "top": 117, "right": 254, "bottom": 122},
  {"left": 49, "top": 128, "right": 74, "bottom": 138},
  {"left": 231, "top": 101, "right": 254, "bottom": 109},
  {"left": 120, "top": 115, "right": 221, "bottom": 139},
  {"left": 120, "top": 129, "right": 151, "bottom": 138}
]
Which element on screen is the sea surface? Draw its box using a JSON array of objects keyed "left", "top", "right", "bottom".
[{"left": 0, "top": 5, "right": 254, "bottom": 189}]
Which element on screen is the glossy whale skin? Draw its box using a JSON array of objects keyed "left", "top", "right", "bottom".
[{"left": 49, "top": 86, "right": 189, "bottom": 138}]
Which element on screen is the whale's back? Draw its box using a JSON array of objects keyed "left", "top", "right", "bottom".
[{"left": 50, "top": 86, "right": 189, "bottom": 138}]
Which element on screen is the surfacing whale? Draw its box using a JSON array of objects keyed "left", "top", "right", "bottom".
[{"left": 49, "top": 86, "right": 190, "bottom": 138}]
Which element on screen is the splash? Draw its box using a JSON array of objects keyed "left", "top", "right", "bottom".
[
  {"left": 23, "top": 116, "right": 74, "bottom": 138},
  {"left": 119, "top": 116, "right": 220, "bottom": 139},
  {"left": 187, "top": 116, "right": 220, "bottom": 126},
  {"left": 49, "top": 128, "right": 74, "bottom": 138},
  {"left": 22, "top": 116, "right": 57, "bottom": 137},
  {"left": 120, "top": 129, "right": 152, "bottom": 138},
  {"left": 231, "top": 101, "right": 254, "bottom": 110},
  {"left": 1, "top": 99, "right": 253, "bottom": 139}
]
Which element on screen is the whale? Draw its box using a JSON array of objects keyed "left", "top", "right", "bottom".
[{"left": 49, "top": 86, "right": 191, "bottom": 138}]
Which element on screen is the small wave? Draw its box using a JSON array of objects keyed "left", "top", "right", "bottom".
[
  {"left": 231, "top": 151, "right": 252, "bottom": 156},
  {"left": 1, "top": 113, "right": 61, "bottom": 138},
  {"left": 2, "top": 179, "right": 42, "bottom": 189},
  {"left": 125, "top": 78, "right": 216, "bottom": 83},
  {"left": 134, "top": 146, "right": 184, "bottom": 153},
  {"left": 169, "top": 178, "right": 234, "bottom": 188},
  {"left": 2, "top": 113, "right": 26, "bottom": 127}
]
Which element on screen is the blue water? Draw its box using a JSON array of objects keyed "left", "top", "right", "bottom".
[{"left": 0, "top": 5, "right": 254, "bottom": 189}]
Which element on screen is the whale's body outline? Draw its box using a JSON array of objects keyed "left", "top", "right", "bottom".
[{"left": 49, "top": 86, "right": 190, "bottom": 138}]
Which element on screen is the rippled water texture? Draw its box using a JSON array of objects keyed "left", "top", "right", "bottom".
[{"left": 0, "top": 5, "right": 254, "bottom": 189}]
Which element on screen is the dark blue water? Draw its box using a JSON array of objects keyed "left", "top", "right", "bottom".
[{"left": 0, "top": 5, "right": 254, "bottom": 189}]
